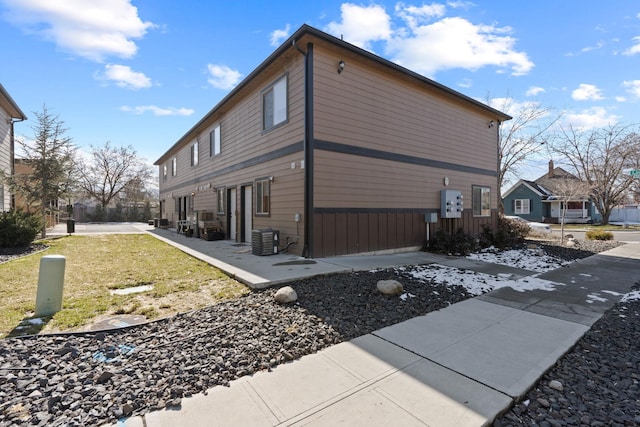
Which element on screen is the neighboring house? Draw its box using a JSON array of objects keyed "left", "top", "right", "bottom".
[
  {"left": 503, "top": 160, "right": 596, "bottom": 224},
  {"left": 0, "top": 83, "right": 27, "bottom": 212},
  {"left": 155, "top": 25, "right": 510, "bottom": 258}
]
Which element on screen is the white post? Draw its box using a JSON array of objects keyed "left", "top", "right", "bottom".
[{"left": 35, "top": 255, "right": 66, "bottom": 317}]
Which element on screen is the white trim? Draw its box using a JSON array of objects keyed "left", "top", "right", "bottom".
[{"left": 502, "top": 180, "right": 545, "bottom": 199}]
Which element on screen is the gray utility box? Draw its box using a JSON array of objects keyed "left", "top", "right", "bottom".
[
  {"left": 441, "top": 189, "right": 464, "bottom": 219},
  {"left": 252, "top": 229, "right": 279, "bottom": 256}
]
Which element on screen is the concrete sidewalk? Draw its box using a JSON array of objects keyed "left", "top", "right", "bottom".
[{"left": 61, "top": 224, "right": 640, "bottom": 426}]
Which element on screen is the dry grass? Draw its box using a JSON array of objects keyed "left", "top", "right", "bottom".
[{"left": 0, "top": 234, "right": 249, "bottom": 338}]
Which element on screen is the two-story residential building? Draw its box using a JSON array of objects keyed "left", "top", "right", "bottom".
[
  {"left": 155, "top": 25, "right": 510, "bottom": 258},
  {"left": 0, "top": 83, "right": 27, "bottom": 212}
]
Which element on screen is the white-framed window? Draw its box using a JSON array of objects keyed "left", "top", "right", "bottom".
[
  {"left": 472, "top": 185, "right": 491, "bottom": 217},
  {"left": 256, "top": 178, "right": 270, "bottom": 215},
  {"left": 190, "top": 142, "right": 199, "bottom": 166},
  {"left": 163, "top": 164, "right": 167, "bottom": 181},
  {"left": 210, "top": 124, "right": 220, "bottom": 156},
  {"left": 171, "top": 157, "right": 177, "bottom": 176},
  {"left": 216, "top": 188, "right": 224, "bottom": 214},
  {"left": 262, "top": 75, "right": 287, "bottom": 131},
  {"left": 514, "top": 199, "right": 531, "bottom": 214}
]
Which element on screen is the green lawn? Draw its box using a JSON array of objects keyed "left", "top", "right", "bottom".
[{"left": 0, "top": 234, "right": 249, "bottom": 338}]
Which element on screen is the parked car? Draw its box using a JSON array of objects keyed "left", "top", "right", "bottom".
[{"left": 504, "top": 215, "right": 553, "bottom": 234}]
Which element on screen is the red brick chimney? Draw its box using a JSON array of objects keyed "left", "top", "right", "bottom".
[{"left": 548, "top": 160, "right": 554, "bottom": 178}]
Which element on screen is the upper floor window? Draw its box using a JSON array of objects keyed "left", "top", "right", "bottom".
[
  {"left": 472, "top": 186, "right": 491, "bottom": 217},
  {"left": 256, "top": 178, "right": 270, "bottom": 215},
  {"left": 163, "top": 164, "right": 167, "bottom": 181},
  {"left": 210, "top": 124, "right": 220, "bottom": 157},
  {"left": 190, "top": 142, "right": 199, "bottom": 166},
  {"left": 262, "top": 75, "right": 287, "bottom": 131},
  {"left": 514, "top": 199, "right": 530, "bottom": 214},
  {"left": 171, "top": 157, "right": 177, "bottom": 176}
]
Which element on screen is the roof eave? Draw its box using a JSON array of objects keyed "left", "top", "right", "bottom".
[{"left": 0, "top": 83, "right": 27, "bottom": 120}]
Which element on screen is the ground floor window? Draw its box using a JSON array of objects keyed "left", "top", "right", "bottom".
[
  {"left": 216, "top": 188, "right": 225, "bottom": 214},
  {"left": 472, "top": 185, "right": 491, "bottom": 217},
  {"left": 256, "top": 178, "right": 270, "bottom": 215},
  {"left": 514, "top": 199, "right": 530, "bottom": 214}
]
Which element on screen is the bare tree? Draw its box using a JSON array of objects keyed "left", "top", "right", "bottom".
[
  {"left": 551, "top": 123, "right": 640, "bottom": 224},
  {"left": 545, "top": 177, "right": 592, "bottom": 244},
  {"left": 77, "top": 142, "right": 153, "bottom": 213},
  {"left": 488, "top": 96, "right": 561, "bottom": 201},
  {"left": 0, "top": 105, "right": 76, "bottom": 238}
]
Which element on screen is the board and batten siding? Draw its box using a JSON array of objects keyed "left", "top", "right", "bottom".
[
  {"left": 158, "top": 51, "right": 307, "bottom": 255},
  {"left": 310, "top": 43, "right": 499, "bottom": 257}
]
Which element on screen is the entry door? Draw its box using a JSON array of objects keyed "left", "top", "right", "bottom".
[
  {"left": 242, "top": 185, "right": 252, "bottom": 243},
  {"left": 228, "top": 188, "right": 236, "bottom": 240}
]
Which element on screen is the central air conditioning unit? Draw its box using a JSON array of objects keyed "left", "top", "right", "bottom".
[{"left": 251, "top": 229, "right": 279, "bottom": 256}]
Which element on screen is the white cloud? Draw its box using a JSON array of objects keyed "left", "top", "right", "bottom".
[
  {"left": 623, "top": 80, "right": 640, "bottom": 98},
  {"left": 395, "top": 2, "right": 446, "bottom": 30},
  {"left": 526, "top": 86, "right": 545, "bottom": 96},
  {"left": 270, "top": 24, "right": 291, "bottom": 47},
  {"left": 1, "top": 0, "right": 155, "bottom": 62},
  {"left": 616, "top": 96, "right": 627, "bottom": 102},
  {"left": 324, "top": 3, "right": 532, "bottom": 77},
  {"left": 96, "top": 64, "right": 151, "bottom": 89},
  {"left": 120, "top": 105, "right": 194, "bottom": 116},
  {"left": 325, "top": 3, "right": 392, "bottom": 50},
  {"left": 563, "top": 107, "right": 619, "bottom": 130},
  {"left": 207, "top": 64, "right": 243, "bottom": 90},
  {"left": 623, "top": 36, "right": 640, "bottom": 55},
  {"left": 571, "top": 84, "right": 604, "bottom": 101}
]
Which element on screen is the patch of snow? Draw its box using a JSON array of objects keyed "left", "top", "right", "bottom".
[
  {"left": 602, "top": 290, "right": 623, "bottom": 296},
  {"left": 25, "top": 318, "right": 45, "bottom": 325},
  {"left": 399, "top": 292, "right": 416, "bottom": 301},
  {"left": 399, "top": 264, "right": 562, "bottom": 296},
  {"left": 586, "top": 293, "right": 608, "bottom": 304},
  {"left": 621, "top": 290, "right": 640, "bottom": 303},
  {"left": 467, "top": 248, "right": 572, "bottom": 273}
]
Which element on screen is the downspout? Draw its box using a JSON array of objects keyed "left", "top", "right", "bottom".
[{"left": 293, "top": 39, "right": 314, "bottom": 258}]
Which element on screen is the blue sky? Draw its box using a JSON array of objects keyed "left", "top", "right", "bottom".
[{"left": 1, "top": 1, "right": 639, "bottom": 183}]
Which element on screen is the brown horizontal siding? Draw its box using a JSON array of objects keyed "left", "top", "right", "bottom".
[
  {"left": 313, "top": 149, "right": 497, "bottom": 210},
  {"left": 311, "top": 44, "right": 498, "bottom": 171}
]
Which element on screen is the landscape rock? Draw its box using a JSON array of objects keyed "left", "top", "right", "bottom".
[
  {"left": 376, "top": 279, "right": 404, "bottom": 295},
  {"left": 274, "top": 286, "right": 297, "bottom": 303}
]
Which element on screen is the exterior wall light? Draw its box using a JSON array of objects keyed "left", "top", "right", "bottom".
[
  {"left": 338, "top": 60, "right": 345, "bottom": 73},
  {"left": 488, "top": 120, "right": 495, "bottom": 128}
]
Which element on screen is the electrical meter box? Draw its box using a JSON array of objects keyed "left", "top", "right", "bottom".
[{"left": 441, "top": 190, "right": 464, "bottom": 219}]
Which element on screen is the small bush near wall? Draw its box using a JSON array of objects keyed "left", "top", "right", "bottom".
[
  {"left": 480, "top": 215, "right": 529, "bottom": 249},
  {"left": 0, "top": 211, "right": 43, "bottom": 247},
  {"left": 585, "top": 230, "right": 614, "bottom": 241},
  {"left": 430, "top": 228, "right": 478, "bottom": 256}
]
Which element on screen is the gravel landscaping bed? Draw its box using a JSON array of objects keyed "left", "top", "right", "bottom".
[{"left": 0, "top": 239, "right": 631, "bottom": 426}]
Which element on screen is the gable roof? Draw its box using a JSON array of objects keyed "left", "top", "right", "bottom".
[
  {"left": 502, "top": 179, "right": 552, "bottom": 199},
  {"left": 0, "top": 83, "right": 26, "bottom": 120},
  {"left": 155, "top": 24, "right": 511, "bottom": 165}
]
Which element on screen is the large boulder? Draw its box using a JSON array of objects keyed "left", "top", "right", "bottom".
[
  {"left": 377, "top": 280, "right": 403, "bottom": 296},
  {"left": 274, "top": 286, "right": 298, "bottom": 304}
]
